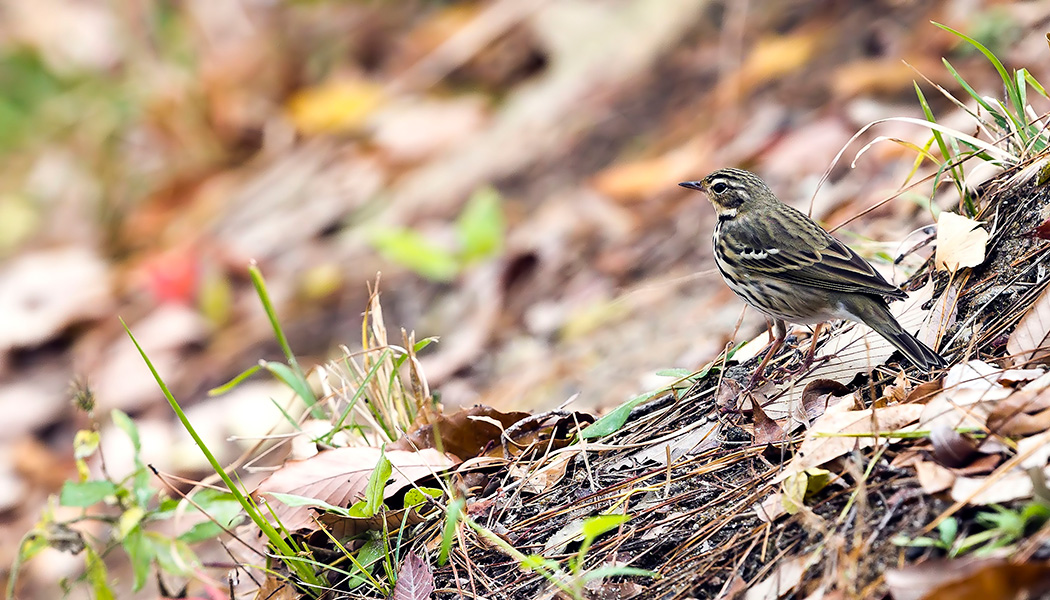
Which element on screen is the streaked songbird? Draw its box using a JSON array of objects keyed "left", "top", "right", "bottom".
[{"left": 679, "top": 168, "right": 946, "bottom": 384}]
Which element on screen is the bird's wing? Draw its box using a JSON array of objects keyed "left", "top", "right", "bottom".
[{"left": 720, "top": 207, "right": 906, "bottom": 298}]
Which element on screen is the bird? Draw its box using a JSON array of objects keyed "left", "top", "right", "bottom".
[{"left": 679, "top": 168, "right": 946, "bottom": 384}]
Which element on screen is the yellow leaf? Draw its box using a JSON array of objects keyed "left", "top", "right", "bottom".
[{"left": 286, "top": 79, "right": 385, "bottom": 135}]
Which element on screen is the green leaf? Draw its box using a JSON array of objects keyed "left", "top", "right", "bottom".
[
  {"left": 438, "top": 497, "right": 465, "bottom": 565},
  {"left": 520, "top": 554, "right": 561, "bottom": 575},
  {"left": 457, "top": 186, "right": 505, "bottom": 263},
  {"left": 581, "top": 514, "right": 630, "bottom": 543},
  {"left": 937, "top": 517, "right": 958, "bottom": 546},
  {"left": 579, "top": 390, "right": 661, "bottom": 439},
  {"left": 268, "top": 492, "right": 350, "bottom": 516},
  {"left": 118, "top": 505, "right": 147, "bottom": 540},
  {"left": 85, "top": 546, "right": 116, "bottom": 600},
  {"left": 176, "top": 495, "right": 244, "bottom": 543},
  {"left": 262, "top": 361, "right": 317, "bottom": 408},
  {"left": 654, "top": 368, "right": 693, "bottom": 378},
  {"left": 934, "top": 22, "right": 1016, "bottom": 106},
  {"left": 111, "top": 410, "right": 140, "bottom": 453},
  {"left": 149, "top": 533, "right": 197, "bottom": 577},
  {"left": 207, "top": 364, "right": 262, "bottom": 396},
  {"left": 369, "top": 227, "right": 460, "bottom": 281},
  {"left": 404, "top": 487, "right": 443, "bottom": 509},
  {"left": 123, "top": 527, "right": 153, "bottom": 591},
  {"left": 362, "top": 448, "right": 392, "bottom": 518},
  {"left": 59, "top": 480, "right": 118, "bottom": 507},
  {"left": 346, "top": 538, "right": 386, "bottom": 589}
]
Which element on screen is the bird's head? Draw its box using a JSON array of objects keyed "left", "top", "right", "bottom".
[{"left": 679, "top": 168, "right": 775, "bottom": 218}]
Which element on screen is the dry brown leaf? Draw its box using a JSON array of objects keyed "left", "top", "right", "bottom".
[
  {"left": 753, "top": 397, "right": 789, "bottom": 445},
  {"left": 919, "top": 361, "right": 1012, "bottom": 432},
  {"left": 319, "top": 507, "right": 427, "bottom": 540},
  {"left": 388, "top": 405, "right": 530, "bottom": 460},
  {"left": 905, "top": 378, "right": 943, "bottom": 404},
  {"left": 987, "top": 388, "right": 1050, "bottom": 436},
  {"left": 499, "top": 410, "right": 595, "bottom": 458},
  {"left": 254, "top": 447, "right": 456, "bottom": 532},
  {"left": 800, "top": 379, "right": 852, "bottom": 421},
  {"left": 886, "top": 558, "right": 1050, "bottom": 600},
  {"left": 1006, "top": 284, "right": 1050, "bottom": 366},
  {"left": 935, "top": 212, "right": 989, "bottom": 273},
  {"left": 744, "top": 553, "right": 812, "bottom": 600},
  {"left": 915, "top": 460, "right": 955, "bottom": 494},
  {"left": 780, "top": 404, "right": 924, "bottom": 479}
]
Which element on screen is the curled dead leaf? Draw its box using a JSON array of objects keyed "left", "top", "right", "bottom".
[
  {"left": 929, "top": 423, "right": 980, "bottom": 468},
  {"left": 389, "top": 405, "right": 529, "bottom": 460},
  {"left": 800, "top": 378, "right": 852, "bottom": 421}
]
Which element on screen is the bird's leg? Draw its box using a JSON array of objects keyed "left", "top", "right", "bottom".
[
  {"left": 800, "top": 322, "right": 825, "bottom": 368},
  {"left": 748, "top": 318, "right": 787, "bottom": 387}
]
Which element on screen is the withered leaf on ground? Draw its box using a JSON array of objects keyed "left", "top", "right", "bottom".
[
  {"left": 987, "top": 387, "right": 1050, "bottom": 436},
  {"left": 1006, "top": 284, "right": 1050, "bottom": 366},
  {"left": 780, "top": 404, "right": 924, "bottom": 480},
  {"left": 499, "top": 410, "right": 595, "bottom": 458},
  {"left": 800, "top": 378, "right": 852, "bottom": 421},
  {"left": 390, "top": 550, "right": 435, "bottom": 600},
  {"left": 752, "top": 397, "right": 788, "bottom": 445},
  {"left": 885, "top": 558, "right": 1050, "bottom": 600},
  {"left": 254, "top": 447, "right": 456, "bottom": 532},
  {"left": 388, "top": 405, "right": 529, "bottom": 460}
]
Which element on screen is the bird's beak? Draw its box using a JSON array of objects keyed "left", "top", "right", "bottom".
[{"left": 678, "top": 181, "right": 704, "bottom": 192}]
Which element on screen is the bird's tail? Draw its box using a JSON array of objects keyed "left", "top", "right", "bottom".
[{"left": 842, "top": 295, "right": 947, "bottom": 371}]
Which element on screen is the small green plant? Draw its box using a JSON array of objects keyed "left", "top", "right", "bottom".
[
  {"left": 449, "top": 510, "right": 657, "bottom": 600},
  {"left": 9, "top": 403, "right": 240, "bottom": 599},
  {"left": 368, "top": 185, "right": 505, "bottom": 281},
  {"left": 894, "top": 502, "right": 1050, "bottom": 557}
]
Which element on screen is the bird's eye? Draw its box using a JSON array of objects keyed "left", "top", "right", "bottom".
[{"left": 711, "top": 182, "right": 728, "bottom": 194}]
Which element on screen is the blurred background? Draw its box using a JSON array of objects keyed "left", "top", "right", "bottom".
[{"left": 1, "top": 0, "right": 1049, "bottom": 594}]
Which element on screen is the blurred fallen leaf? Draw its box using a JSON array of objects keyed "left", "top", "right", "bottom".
[
  {"left": 1006, "top": 284, "right": 1050, "bottom": 366},
  {"left": 591, "top": 142, "right": 708, "bottom": 202},
  {"left": 719, "top": 31, "right": 819, "bottom": 105},
  {"left": 915, "top": 460, "right": 955, "bottom": 494},
  {"left": 745, "top": 553, "right": 812, "bottom": 600},
  {"left": 286, "top": 79, "right": 385, "bottom": 135},
  {"left": 0, "top": 247, "right": 112, "bottom": 350},
  {"left": 885, "top": 558, "right": 1050, "bottom": 600},
  {"left": 935, "top": 212, "right": 988, "bottom": 272},
  {"left": 987, "top": 388, "right": 1050, "bottom": 436},
  {"left": 929, "top": 423, "right": 980, "bottom": 468},
  {"left": 781, "top": 467, "right": 831, "bottom": 514}
]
